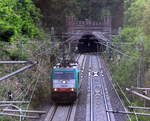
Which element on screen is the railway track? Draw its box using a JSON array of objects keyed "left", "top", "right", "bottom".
[
  {"left": 44, "top": 54, "right": 87, "bottom": 121},
  {"left": 86, "top": 54, "right": 116, "bottom": 121},
  {"left": 44, "top": 105, "right": 72, "bottom": 121},
  {"left": 87, "top": 54, "right": 127, "bottom": 121},
  {"left": 96, "top": 55, "right": 113, "bottom": 121}
]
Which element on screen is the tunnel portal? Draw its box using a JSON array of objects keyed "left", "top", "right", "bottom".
[{"left": 78, "top": 34, "right": 106, "bottom": 53}]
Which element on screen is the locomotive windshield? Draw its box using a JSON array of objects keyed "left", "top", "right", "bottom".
[{"left": 53, "top": 71, "right": 75, "bottom": 80}]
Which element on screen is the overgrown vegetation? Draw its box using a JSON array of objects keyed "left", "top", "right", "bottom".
[
  {"left": 35, "top": 0, "right": 124, "bottom": 31},
  {"left": 0, "top": 1, "right": 50, "bottom": 120},
  {"left": 0, "top": 0, "right": 45, "bottom": 61},
  {"left": 0, "top": 39, "right": 60, "bottom": 121},
  {"left": 106, "top": 0, "right": 150, "bottom": 120},
  {"left": 0, "top": 0, "right": 42, "bottom": 42},
  {"left": 0, "top": 116, "right": 14, "bottom": 121}
]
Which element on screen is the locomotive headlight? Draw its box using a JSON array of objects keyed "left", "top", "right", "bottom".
[
  {"left": 71, "top": 88, "right": 74, "bottom": 91},
  {"left": 54, "top": 88, "right": 58, "bottom": 91},
  {"left": 62, "top": 80, "right": 67, "bottom": 84}
]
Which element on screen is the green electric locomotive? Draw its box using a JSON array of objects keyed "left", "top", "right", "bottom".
[{"left": 51, "top": 61, "right": 79, "bottom": 103}]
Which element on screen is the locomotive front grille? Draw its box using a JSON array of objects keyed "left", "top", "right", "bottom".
[{"left": 51, "top": 91, "right": 77, "bottom": 103}]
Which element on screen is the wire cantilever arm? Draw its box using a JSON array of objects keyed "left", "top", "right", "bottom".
[{"left": 0, "top": 63, "right": 37, "bottom": 82}]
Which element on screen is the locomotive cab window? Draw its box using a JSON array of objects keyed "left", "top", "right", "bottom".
[{"left": 53, "top": 71, "right": 75, "bottom": 80}]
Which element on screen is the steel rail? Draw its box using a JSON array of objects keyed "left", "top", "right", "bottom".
[
  {"left": 46, "top": 105, "right": 73, "bottom": 121},
  {"left": 68, "top": 100, "right": 78, "bottom": 121},
  {"left": 90, "top": 56, "right": 94, "bottom": 121},
  {"left": 78, "top": 55, "right": 86, "bottom": 89},
  {"left": 86, "top": 55, "right": 91, "bottom": 121},
  {"left": 44, "top": 105, "right": 57, "bottom": 121},
  {"left": 96, "top": 56, "right": 111, "bottom": 121},
  {"left": 66, "top": 105, "right": 74, "bottom": 121},
  {"left": 75, "top": 54, "right": 81, "bottom": 62}
]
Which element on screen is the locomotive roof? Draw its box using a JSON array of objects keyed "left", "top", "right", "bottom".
[
  {"left": 53, "top": 67, "right": 79, "bottom": 72},
  {"left": 54, "top": 62, "right": 78, "bottom": 69}
]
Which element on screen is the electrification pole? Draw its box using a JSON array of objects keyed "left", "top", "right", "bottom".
[{"left": 137, "top": 37, "right": 144, "bottom": 88}]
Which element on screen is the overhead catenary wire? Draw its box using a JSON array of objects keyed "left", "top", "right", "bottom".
[
  {"left": 0, "top": 64, "right": 38, "bottom": 120},
  {"left": 24, "top": 57, "right": 43, "bottom": 119},
  {"left": 15, "top": 80, "right": 36, "bottom": 101},
  {"left": 32, "top": 40, "right": 49, "bottom": 56},
  {"left": 1, "top": 56, "right": 49, "bottom": 119},
  {"left": 33, "top": 41, "right": 61, "bottom": 57},
  {"left": 97, "top": 41, "right": 137, "bottom": 59},
  {"left": 0, "top": 63, "right": 36, "bottom": 82},
  {"left": 9, "top": 38, "right": 138, "bottom": 60},
  {"left": 0, "top": 37, "right": 61, "bottom": 120}
]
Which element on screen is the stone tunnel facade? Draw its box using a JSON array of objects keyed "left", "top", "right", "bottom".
[{"left": 65, "top": 16, "right": 112, "bottom": 53}]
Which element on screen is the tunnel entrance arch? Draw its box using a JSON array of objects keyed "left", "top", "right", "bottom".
[{"left": 77, "top": 34, "right": 106, "bottom": 53}]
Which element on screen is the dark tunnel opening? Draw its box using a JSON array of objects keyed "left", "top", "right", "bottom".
[{"left": 78, "top": 34, "right": 106, "bottom": 53}]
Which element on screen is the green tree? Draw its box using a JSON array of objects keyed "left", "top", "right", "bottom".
[
  {"left": 142, "top": 0, "right": 150, "bottom": 35},
  {"left": 35, "top": 0, "right": 80, "bottom": 32},
  {"left": 125, "top": 0, "right": 147, "bottom": 26},
  {"left": 0, "top": 0, "right": 41, "bottom": 42}
]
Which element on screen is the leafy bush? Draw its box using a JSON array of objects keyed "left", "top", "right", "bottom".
[
  {"left": 0, "top": 0, "right": 42, "bottom": 42},
  {"left": 0, "top": 116, "right": 14, "bottom": 121}
]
